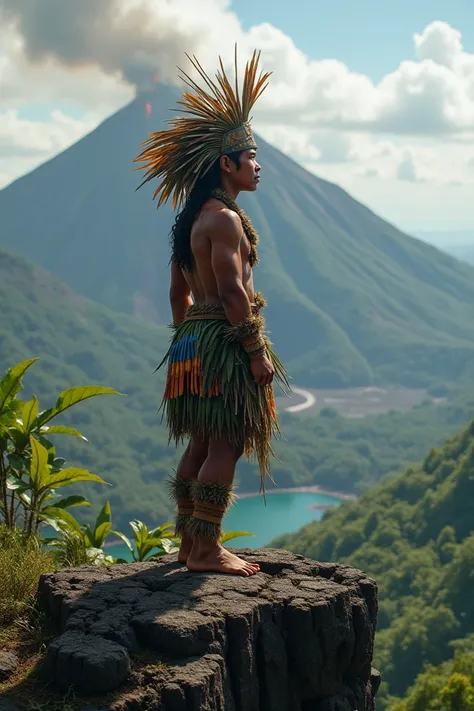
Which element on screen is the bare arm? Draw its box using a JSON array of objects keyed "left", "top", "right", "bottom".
[
  {"left": 210, "top": 210, "right": 274, "bottom": 384},
  {"left": 209, "top": 210, "right": 253, "bottom": 325},
  {"left": 169, "top": 259, "right": 192, "bottom": 326}
]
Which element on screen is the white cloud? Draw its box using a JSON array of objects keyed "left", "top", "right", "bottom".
[
  {"left": 1, "top": 0, "right": 474, "bottom": 225},
  {"left": 0, "top": 109, "right": 98, "bottom": 157}
]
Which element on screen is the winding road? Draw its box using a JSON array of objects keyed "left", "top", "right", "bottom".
[{"left": 284, "top": 387, "right": 316, "bottom": 413}]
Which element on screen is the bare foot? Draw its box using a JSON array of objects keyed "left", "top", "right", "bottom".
[
  {"left": 186, "top": 541, "right": 260, "bottom": 576},
  {"left": 177, "top": 532, "right": 193, "bottom": 564}
]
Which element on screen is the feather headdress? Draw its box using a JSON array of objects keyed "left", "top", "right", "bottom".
[{"left": 133, "top": 47, "right": 271, "bottom": 208}]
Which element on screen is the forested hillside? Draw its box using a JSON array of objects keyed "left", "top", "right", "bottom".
[{"left": 272, "top": 419, "right": 474, "bottom": 707}]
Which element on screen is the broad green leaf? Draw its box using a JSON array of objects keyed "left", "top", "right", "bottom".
[
  {"left": 39, "top": 506, "right": 83, "bottom": 535},
  {"left": 7, "top": 453, "right": 26, "bottom": 472},
  {"left": 39, "top": 425, "right": 88, "bottom": 441},
  {"left": 220, "top": 530, "right": 255, "bottom": 544},
  {"left": 19, "top": 491, "right": 32, "bottom": 507},
  {"left": 0, "top": 407, "right": 16, "bottom": 429},
  {"left": 6, "top": 473, "right": 30, "bottom": 493},
  {"left": 39, "top": 467, "right": 109, "bottom": 492},
  {"left": 51, "top": 457, "right": 66, "bottom": 472},
  {"left": 36, "top": 386, "right": 122, "bottom": 427},
  {"left": 86, "top": 548, "right": 115, "bottom": 565},
  {"left": 40, "top": 517, "right": 62, "bottom": 534},
  {"left": 160, "top": 538, "right": 180, "bottom": 554},
  {"left": 0, "top": 359, "right": 38, "bottom": 414},
  {"left": 83, "top": 523, "right": 95, "bottom": 548},
  {"left": 40, "top": 537, "right": 62, "bottom": 547},
  {"left": 137, "top": 537, "right": 169, "bottom": 558},
  {"left": 110, "top": 530, "right": 134, "bottom": 554},
  {"left": 29, "top": 435, "right": 49, "bottom": 488},
  {"left": 94, "top": 521, "right": 112, "bottom": 548},
  {"left": 129, "top": 520, "right": 141, "bottom": 536},
  {"left": 149, "top": 523, "right": 174, "bottom": 537},
  {"left": 34, "top": 434, "right": 56, "bottom": 462},
  {"left": 94, "top": 501, "right": 112, "bottom": 532},
  {"left": 8, "top": 426, "right": 29, "bottom": 451},
  {"left": 54, "top": 495, "right": 91, "bottom": 510},
  {"left": 22, "top": 396, "right": 39, "bottom": 432}
]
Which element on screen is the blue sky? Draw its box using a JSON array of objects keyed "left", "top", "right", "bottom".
[{"left": 237, "top": 0, "right": 473, "bottom": 78}]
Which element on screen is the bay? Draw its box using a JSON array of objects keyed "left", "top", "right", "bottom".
[{"left": 106, "top": 491, "right": 342, "bottom": 560}]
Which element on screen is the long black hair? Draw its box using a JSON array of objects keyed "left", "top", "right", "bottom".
[{"left": 170, "top": 151, "right": 242, "bottom": 271}]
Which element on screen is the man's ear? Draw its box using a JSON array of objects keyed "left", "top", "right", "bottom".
[{"left": 220, "top": 155, "right": 233, "bottom": 173}]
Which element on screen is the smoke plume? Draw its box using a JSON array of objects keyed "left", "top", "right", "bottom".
[{"left": 0, "top": 0, "right": 243, "bottom": 89}]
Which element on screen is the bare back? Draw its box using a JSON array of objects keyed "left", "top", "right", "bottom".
[{"left": 182, "top": 199, "right": 254, "bottom": 305}]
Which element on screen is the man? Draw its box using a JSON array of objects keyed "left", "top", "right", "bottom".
[{"left": 135, "top": 49, "right": 288, "bottom": 576}]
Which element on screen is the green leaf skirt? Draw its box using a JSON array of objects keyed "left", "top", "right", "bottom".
[{"left": 156, "top": 301, "right": 289, "bottom": 493}]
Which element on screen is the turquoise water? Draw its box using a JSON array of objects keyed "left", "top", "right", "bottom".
[{"left": 107, "top": 491, "right": 341, "bottom": 560}]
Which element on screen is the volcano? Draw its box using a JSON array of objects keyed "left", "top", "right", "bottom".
[{"left": 2, "top": 85, "right": 474, "bottom": 388}]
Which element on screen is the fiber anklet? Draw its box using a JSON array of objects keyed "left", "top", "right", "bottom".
[
  {"left": 188, "top": 480, "right": 236, "bottom": 542},
  {"left": 167, "top": 474, "right": 194, "bottom": 536}
]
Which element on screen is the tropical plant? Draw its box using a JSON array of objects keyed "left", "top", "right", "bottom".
[
  {"left": 220, "top": 530, "right": 255, "bottom": 544},
  {"left": 1, "top": 358, "right": 256, "bottom": 569},
  {"left": 113, "top": 520, "right": 180, "bottom": 562},
  {"left": 0, "top": 358, "right": 120, "bottom": 535},
  {"left": 42, "top": 501, "right": 118, "bottom": 567},
  {"left": 42, "top": 501, "right": 174, "bottom": 566}
]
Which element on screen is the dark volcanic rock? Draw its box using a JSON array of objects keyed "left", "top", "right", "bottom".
[
  {"left": 37, "top": 548, "right": 379, "bottom": 710},
  {"left": 0, "top": 651, "right": 19, "bottom": 681}
]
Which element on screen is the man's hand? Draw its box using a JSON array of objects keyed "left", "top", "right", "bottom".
[{"left": 250, "top": 354, "right": 274, "bottom": 386}]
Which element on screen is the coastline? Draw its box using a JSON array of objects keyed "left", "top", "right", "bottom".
[
  {"left": 103, "top": 485, "right": 357, "bottom": 551},
  {"left": 236, "top": 484, "right": 358, "bottom": 502}
]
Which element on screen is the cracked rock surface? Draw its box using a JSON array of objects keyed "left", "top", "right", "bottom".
[{"left": 38, "top": 548, "right": 380, "bottom": 710}]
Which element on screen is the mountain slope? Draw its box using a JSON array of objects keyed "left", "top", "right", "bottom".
[
  {"left": 272, "top": 419, "right": 474, "bottom": 707},
  {"left": 0, "top": 247, "right": 177, "bottom": 529},
  {"left": 2, "top": 89, "right": 474, "bottom": 386}
]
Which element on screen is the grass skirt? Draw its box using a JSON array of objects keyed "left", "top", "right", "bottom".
[{"left": 157, "top": 298, "right": 289, "bottom": 493}]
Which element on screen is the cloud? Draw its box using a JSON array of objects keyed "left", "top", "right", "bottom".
[
  {"left": 1, "top": 2, "right": 474, "bottom": 198},
  {"left": 0, "top": 109, "right": 99, "bottom": 158},
  {"left": 0, "top": 0, "right": 243, "bottom": 89},
  {"left": 359, "top": 168, "right": 381, "bottom": 179},
  {"left": 256, "top": 125, "right": 354, "bottom": 164},
  {"left": 0, "top": 107, "right": 111, "bottom": 188},
  {"left": 254, "top": 20, "right": 474, "bottom": 136},
  {"left": 414, "top": 21, "right": 464, "bottom": 68},
  {"left": 1, "top": 2, "right": 474, "bottom": 137}
]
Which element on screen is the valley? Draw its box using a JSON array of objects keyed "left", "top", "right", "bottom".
[{"left": 277, "top": 384, "right": 439, "bottom": 418}]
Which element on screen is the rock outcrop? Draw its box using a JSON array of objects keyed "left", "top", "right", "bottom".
[{"left": 38, "top": 548, "right": 380, "bottom": 710}]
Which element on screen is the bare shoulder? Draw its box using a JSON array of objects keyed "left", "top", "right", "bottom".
[{"left": 204, "top": 201, "right": 243, "bottom": 244}]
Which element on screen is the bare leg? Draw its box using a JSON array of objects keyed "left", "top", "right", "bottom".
[
  {"left": 175, "top": 437, "right": 208, "bottom": 563},
  {"left": 186, "top": 438, "right": 260, "bottom": 576}
]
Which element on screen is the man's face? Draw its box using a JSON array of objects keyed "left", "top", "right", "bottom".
[{"left": 233, "top": 148, "right": 261, "bottom": 192}]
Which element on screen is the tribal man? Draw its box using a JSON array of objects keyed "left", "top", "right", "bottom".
[{"left": 134, "top": 49, "right": 288, "bottom": 576}]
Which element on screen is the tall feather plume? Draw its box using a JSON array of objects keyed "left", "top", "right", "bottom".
[{"left": 133, "top": 46, "right": 271, "bottom": 209}]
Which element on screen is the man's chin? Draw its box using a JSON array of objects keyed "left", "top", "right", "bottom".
[{"left": 239, "top": 182, "right": 260, "bottom": 193}]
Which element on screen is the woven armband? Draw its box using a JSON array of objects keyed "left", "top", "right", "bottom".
[{"left": 227, "top": 315, "right": 266, "bottom": 357}]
